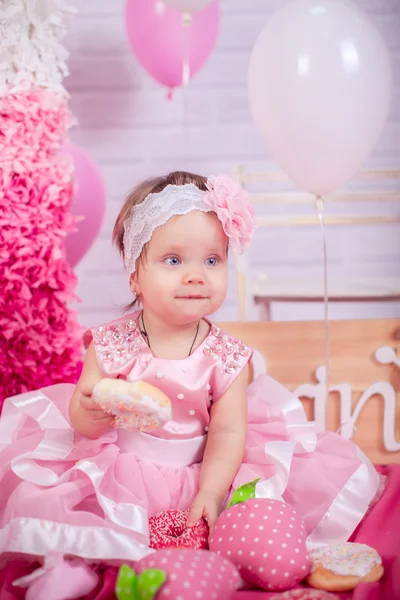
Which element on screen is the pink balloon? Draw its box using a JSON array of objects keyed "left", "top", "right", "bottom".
[
  {"left": 125, "top": 0, "right": 219, "bottom": 88},
  {"left": 248, "top": 0, "right": 393, "bottom": 195},
  {"left": 63, "top": 144, "right": 106, "bottom": 268}
]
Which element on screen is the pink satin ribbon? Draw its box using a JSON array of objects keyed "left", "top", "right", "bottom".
[
  {"left": 0, "top": 518, "right": 151, "bottom": 562},
  {"left": 117, "top": 428, "right": 206, "bottom": 466},
  {"left": 0, "top": 387, "right": 150, "bottom": 560},
  {"left": 306, "top": 447, "right": 381, "bottom": 550},
  {"left": 250, "top": 380, "right": 380, "bottom": 549}
]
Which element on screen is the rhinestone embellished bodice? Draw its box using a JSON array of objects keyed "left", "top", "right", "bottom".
[{"left": 86, "top": 311, "right": 252, "bottom": 440}]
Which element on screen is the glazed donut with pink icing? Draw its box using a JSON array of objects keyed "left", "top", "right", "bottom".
[
  {"left": 306, "top": 542, "right": 384, "bottom": 592},
  {"left": 270, "top": 590, "right": 339, "bottom": 600},
  {"left": 92, "top": 378, "right": 172, "bottom": 432}
]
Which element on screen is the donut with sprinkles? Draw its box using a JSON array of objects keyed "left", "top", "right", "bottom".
[
  {"left": 306, "top": 542, "right": 384, "bottom": 592},
  {"left": 270, "top": 589, "right": 339, "bottom": 599},
  {"left": 149, "top": 509, "right": 209, "bottom": 550},
  {"left": 92, "top": 378, "right": 172, "bottom": 431}
]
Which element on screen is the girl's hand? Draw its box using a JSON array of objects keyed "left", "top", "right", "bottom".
[
  {"left": 186, "top": 490, "right": 224, "bottom": 534},
  {"left": 69, "top": 343, "right": 114, "bottom": 438},
  {"left": 79, "top": 391, "right": 115, "bottom": 427},
  {"left": 71, "top": 380, "right": 115, "bottom": 438}
]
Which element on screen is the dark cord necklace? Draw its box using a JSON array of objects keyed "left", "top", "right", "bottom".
[{"left": 140, "top": 312, "right": 200, "bottom": 357}]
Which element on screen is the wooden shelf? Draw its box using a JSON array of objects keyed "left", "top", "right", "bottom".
[{"left": 253, "top": 277, "right": 400, "bottom": 303}]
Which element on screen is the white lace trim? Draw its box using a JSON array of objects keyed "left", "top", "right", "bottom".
[
  {"left": 123, "top": 183, "right": 211, "bottom": 275},
  {"left": 0, "top": 0, "right": 76, "bottom": 95}
]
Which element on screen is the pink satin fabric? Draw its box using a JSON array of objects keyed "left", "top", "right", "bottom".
[
  {"left": 2, "top": 463, "right": 399, "bottom": 600},
  {"left": 0, "top": 312, "right": 381, "bottom": 565}
]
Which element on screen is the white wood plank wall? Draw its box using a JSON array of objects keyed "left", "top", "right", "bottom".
[{"left": 65, "top": 0, "right": 400, "bottom": 327}]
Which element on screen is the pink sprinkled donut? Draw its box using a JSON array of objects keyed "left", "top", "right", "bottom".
[{"left": 149, "top": 509, "right": 209, "bottom": 550}]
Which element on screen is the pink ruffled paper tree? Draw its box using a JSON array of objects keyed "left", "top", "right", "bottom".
[{"left": 0, "top": 1, "right": 83, "bottom": 409}]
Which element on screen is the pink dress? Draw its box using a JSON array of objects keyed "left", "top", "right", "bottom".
[{"left": 0, "top": 311, "right": 381, "bottom": 564}]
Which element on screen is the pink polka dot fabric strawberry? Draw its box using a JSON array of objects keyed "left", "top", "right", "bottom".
[
  {"left": 149, "top": 509, "right": 209, "bottom": 550},
  {"left": 209, "top": 498, "right": 311, "bottom": 591},
  {"left": 270, "top": 589, "right": 339, "bottom": 599},
  {"left": 138, "top": 548, "right": 240, "bottom": 599}
]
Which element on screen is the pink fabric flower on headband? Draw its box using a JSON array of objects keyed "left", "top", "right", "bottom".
[{"left": 205, "top": 175, "right": 257, "bottom": 253}]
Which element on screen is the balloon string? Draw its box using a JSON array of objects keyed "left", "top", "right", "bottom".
[
  {"left": 182, "top": 77, "right": 190, "bottom": 161},
  {"left": 316, "top": 196, "right": 330, "bottom": 403},
  {"left": 181, "top": 12, "right": 191, "bottom": 161},
  {"left": 182, "top": 12, "right": 192, "bottom": 86}
]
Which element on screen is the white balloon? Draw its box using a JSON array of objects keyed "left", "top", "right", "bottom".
[
  {"left": 163, "top": 0, "right": 213, "bottom": 13},
  {"left": 248, "top": 0, "right": 393, "bottom": 195}
]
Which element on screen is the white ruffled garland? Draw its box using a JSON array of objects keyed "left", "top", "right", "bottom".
[{"left": 0, "top": 0, "right": 76, "bottom": 95}]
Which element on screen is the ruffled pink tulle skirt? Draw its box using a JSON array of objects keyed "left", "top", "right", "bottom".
[{"left": 0, "top": 375, "right": 381, "bottom": 563}]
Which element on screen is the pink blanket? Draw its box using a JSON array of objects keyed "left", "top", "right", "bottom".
[{"left": 1, "top": 466, "right": 398, "bottom": 600}]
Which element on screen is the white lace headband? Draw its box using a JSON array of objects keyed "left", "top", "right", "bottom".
[{"left": 123, "top": 174, "right": 256, "bottom": 275}]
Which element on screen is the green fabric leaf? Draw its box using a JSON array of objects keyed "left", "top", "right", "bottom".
[
  {"left": 115, "top": 565, "right": 167, "bottom": 600},
  {"left": 115, "top": 565, "right": 137, "bottom": 600},
  {"left": 137, "top": 569, "right": 167, "bottom": 600},
  {"left": 227, "top": 478, "right": 260, "bottom": 508}
]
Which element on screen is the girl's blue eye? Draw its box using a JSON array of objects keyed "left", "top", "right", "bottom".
[
  {"left": 205, "top": 256, "right": 218, "bottom": 266},
  {"left": 165, "top": 256, "right": 181, "bottom": 266}
]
